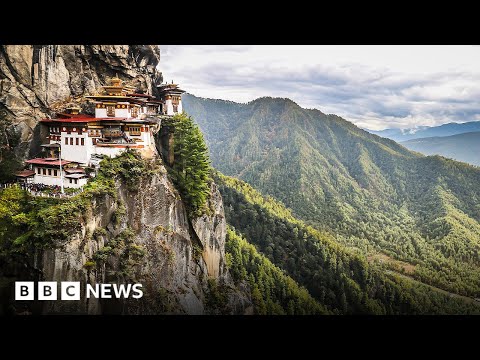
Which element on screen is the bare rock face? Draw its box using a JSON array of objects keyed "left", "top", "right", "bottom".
[
  {"left": 40, "top": 161, "right": 249, "bottom": 314},
  {"left": 0, "top": 45, "right": 163, "bottom": 161},
  {"left": 192, "top": 182, "right": 227, "bottom": 279}
]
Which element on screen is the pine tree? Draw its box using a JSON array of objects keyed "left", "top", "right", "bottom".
[{"left": 170, "top": 113, "right": 212, "bottom": 216}]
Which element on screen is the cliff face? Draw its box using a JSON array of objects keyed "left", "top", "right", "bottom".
[
  {"left": 0, "top": 45, "right": 162, "bottom": 160},
  {"left": 0, "top": 45, "right": 250, "bottom": 314},
  {"left": 41, "top": 164, "right": 244, "bottom": 314}
]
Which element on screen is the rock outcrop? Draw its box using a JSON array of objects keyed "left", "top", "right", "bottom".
[
  {"left": 0, "top": 45, "right": 162, "bottom": 161},
  {"left": 41, "top": 163, "right": 243, "bottom": 314},
  {"left": 0, "top": 45, "right": 251, "bottom": 314}
]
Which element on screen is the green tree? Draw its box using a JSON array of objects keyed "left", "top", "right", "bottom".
[{"left": 170, "top": 113, "right": 212, "bottom": 216}]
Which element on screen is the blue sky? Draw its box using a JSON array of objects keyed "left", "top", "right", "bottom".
[{"left": 159, "top": 45, "right": 480, "bottom": 130}]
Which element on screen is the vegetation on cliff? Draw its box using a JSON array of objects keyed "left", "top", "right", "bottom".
[
  {"left": 0, "top": 151, "right": 153, "bottom": 270},
  {"left": 169, "top": 113, "right": 212, "bottom": 216},
  {"left": 1, "top": 149, "right": 327, "bottom": 315}
]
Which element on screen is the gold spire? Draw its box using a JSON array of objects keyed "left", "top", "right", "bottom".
[
  {"left": 65, "top": 105, "right": 81, "bottom": 114},
  {"left": 110, "top": 74, "right": 123, "bottom": 87}
]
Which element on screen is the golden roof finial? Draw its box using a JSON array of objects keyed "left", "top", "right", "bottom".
[
  {"left": 110, "top": 74, "right": 122, "bottom": 87},
  {"left": 66, "top": 105, "right": 81, "bottom": 115}
]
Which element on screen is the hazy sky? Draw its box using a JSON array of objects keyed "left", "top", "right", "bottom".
[{"left": 159, "top": 45, "right": 480, "bottom": 130}]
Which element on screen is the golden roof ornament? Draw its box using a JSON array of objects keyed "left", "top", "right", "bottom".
[
  {"left": 109, "top": 74, "right": 123, "bottom": 87},
  {"left": 65, "top": 105, "right": 81, "bottom": 114}
]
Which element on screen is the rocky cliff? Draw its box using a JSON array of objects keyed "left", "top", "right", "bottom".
[
  {"left": 0, "top": 45, "right": 162, "bottom": 161},
  {"left": 0, "top": 45, "right": 250, "bottom": 314},
  {"left": 41, "top": 158, "right": 246, "bottom": 314}
]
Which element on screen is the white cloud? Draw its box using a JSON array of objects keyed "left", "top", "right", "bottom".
[{"left": 159, "top": 45, "right": 480, "bottom": 130}]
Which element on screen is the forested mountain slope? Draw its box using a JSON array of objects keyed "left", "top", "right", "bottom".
[
  {"left": 217, "top": 173, "right": 480, "bottom": 314},
  {"left": 184, "top": 94, "right": 480, "bottom": 297}
]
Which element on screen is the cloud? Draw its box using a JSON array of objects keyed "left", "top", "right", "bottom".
[{"left": 159, "top": 45, "right": 480, "bottom": 130}]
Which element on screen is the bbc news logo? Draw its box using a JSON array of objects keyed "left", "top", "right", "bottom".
[{"left": 15, "top": 282, "right": 143, "bottom": 300}]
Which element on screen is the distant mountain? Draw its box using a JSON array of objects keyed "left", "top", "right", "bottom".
[
  {"left": 402, "top": 132, "right": 480, "bottom": 166},
  {"left": 368, "top": 121, "right": 480, "bottom": 142},
  {"left": 183, "top": 93, "right": 480, "bottom": 298}
]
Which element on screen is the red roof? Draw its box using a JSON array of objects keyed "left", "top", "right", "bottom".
[
  {"left": 41, "top": 117, "right": 128, "bottom": 123},
  {"left": 15, "top": 170, "right": 35, "bottom": 177},
  {"left": 96, "top": 117, "right": 128, "bottom": 121},
  {"left": 25, "top": 158, "right": 72, "bottom": 166},
  {"left": 41, "top": 117, "right": 93, "bottom": 123},
  {"left": 65, "top": 169, "right": 85, "bottom": 174},
  {"left": 65, "top": 173, "right": 88, "bottom": 179},
  {"left": 57, "top": 113, "right": 95, "bottom": 119}
]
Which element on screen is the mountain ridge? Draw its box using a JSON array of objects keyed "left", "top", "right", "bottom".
[
  {"left": 367, "top": 121, "right": 480, "bottom": 142},
  {"left": 401, "top": 131, "right": 480, "bottom": 166},
  {"left": 183, "top": 92, "right": 480, "bottom": 297}
]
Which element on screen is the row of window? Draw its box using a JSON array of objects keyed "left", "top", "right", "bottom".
[
  {"left": 35, "top": 168, "right": 80, "bottom": 184},
  {"left": 105, "top": 105, "right": 139, "bottom": 117},
  {"left": 89, "top": 129, "right": 101, "bottom": 137},
  {"left": 64, "top": 137, "right": 85, "bottom": 146},
  {"left": 126, "top": 126, "right": 141, "bottom": 136},
  {"left": 36, "top": 168, "right": 58, "bottom": 176}
]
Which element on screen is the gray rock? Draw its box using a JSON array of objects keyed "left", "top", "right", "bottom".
[
  {"left": 0, "top": 45, "right": 163, "bottom": 160},
  {"left": 1, "top": 45, "right": 251, "bottom": 314},
  {"left": 41, "top": 163, "right": 250, "bottom": 314}
]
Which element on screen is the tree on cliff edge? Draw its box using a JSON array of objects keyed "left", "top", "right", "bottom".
[{"left": 171, "top": 113, "right": 211, "bottom": 216}]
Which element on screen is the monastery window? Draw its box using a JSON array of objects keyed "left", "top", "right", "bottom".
[
  {"left": 69, "top": 179, "right": 72, "bottom": 184},
  {"left": 76, "top": 138, "right": 79, "bottom": 146},
  {"left": 131, "top": 107, "right": 138, "bottom": 118},
  {"left": 81, "top": 138, "right": 85, "bottom": 146},
  {"left": 65, "top": 137, "right": 68, "bottom": 145},
  {"left": 70, "top": 138, "right": 74, "bottom": 145},
  {"left": 74, "top": 179, "right": 78, "bottom": 185},
  {"left": 42, "top": 168, "right": 46, "bottom": 175},
  {"left": 54, "top": 170, "right": 58, "bottom": 177},
  {"left": 129, "top": 127, "right": 141, "bottom": 136},
  {"left": 48, "top": 169, "right": 52, "bottom": 176},
  {"left": 107, "top": 105, "right": 115, "bottom": 117},
  {"left": 37, "top": 168, "right": 41, "bottom": 174}
]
